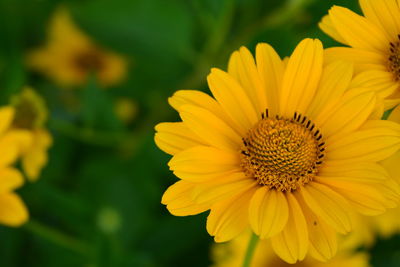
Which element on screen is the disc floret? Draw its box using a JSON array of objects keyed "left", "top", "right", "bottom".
[{"left": 240, "top": 111, "right": 325, "bottom": 192}]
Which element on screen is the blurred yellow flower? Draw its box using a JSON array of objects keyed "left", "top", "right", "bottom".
[
  {"left": 27, "top": 7, "right": 127, "bottom": 87},
  {"left": 212, "top": 231, "right": 370, "bottom": 267},
  {"left": 319, "top": 0, "right": 400, "bottom": 109},
  {"left": 0, "top": 107, "right": 29, "bottom": 226},
  {"left": 9, "top": 87, "right": 52, "bottom": 181},
  {"left": 155, "top": 38, "right": 400, "bottom": 263},
  {"left": 114, "top": 98, "right": 138, "bottom": 124}
]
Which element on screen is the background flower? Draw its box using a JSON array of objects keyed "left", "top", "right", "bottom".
[
  {"left": 27, "top": 7, "right": 127, "bottom": 88},
  {"left": 8, "top": 87, "right": 52, "bottom": 181},
  {"left": 319, "top": 0, "right": 400, "bottom": 109}
]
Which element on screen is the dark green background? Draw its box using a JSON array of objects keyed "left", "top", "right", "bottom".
[{"left": 0, "top": 0, "right": 398, "bottom": 266}]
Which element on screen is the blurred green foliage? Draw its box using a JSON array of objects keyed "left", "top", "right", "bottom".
[{"left": 0, "top": 0, "right": 398, "bottom": 266}]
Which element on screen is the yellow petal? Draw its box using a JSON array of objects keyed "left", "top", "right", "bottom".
[
  {"left": 324, "top": 47, "right": 386, "bottom": 74},
  {"left": 326, "top": 120, "right": 400, "bottom": 163},
  {"left": 168, "top": 90, "right": 243, "bottom": 136},
  {"left": 375, "top": 178, "right": 400, "bottom": 204},
  {"left": 168, "top": 146, "right": 240, "bottom": 182},
  {"left": 161, "top": 180, "right": 211, "bottom": 216},
  {"left": 191, "top": 172, "right": 256, "bottom": 204},
  {"left": 0, "top": 168, "right": 24, "bottom": 194},
  {"left": 228, "top": 47, "right": 267, "bottom": 115},
  {"left": 329, "top": 6, "right": 388, "bottom": 53},
  {"left": 36, "top": 129, "right": 53, "bottom": 148},
  {"left": 351, "top": 70, "right": 399, "bottom": 99},
  {"left": 359, "top": 0, "right": 400, "bottom": 42},
  {"left": 249, "top": 187, "right": 289, "bottom": 239},
  {"left": 208, "top": 68, "right": 259, "bottom": 131},
  {"left": 299, "top": 182, "right": 351, "bottom": 234},
  {"left": 380, "top": 150, "right": 400, "bottom": 181},
  {"left": 384, "top": 94, "right": 400, "bottom": 110},
  {"left": 316, "top": 177, "right": 391, "bottom": 215},
  {"left": 307, "top": 60, "right": 353, "bottom": 120},
  {"left": 369, "top": 97, "right": 385, "bottom": 120},
  {"left": 22, "top": 149, "right": 47, "bottom": 181},
  {"left": 0, "top": 107, "right": 15, "bottom": 136},
  {"left": 295, "top": 193, "right": 337, "bottom": 262},
  {"left": 0, "top": 193, "right": 28, "bottom": 227},
  {"left": 154, "top": 122, "right": 205, "bottom": 155},
  {"left": 318, "top": 15, "right": 348, "bottom": 44},
  {"left": 207, "top": 188, "right": 256, "bottom": 242},
  {"left": 0, "top": 139, "right": 19, "bottom": 167},
  {"left": 319, "top": 161, "right": 389, "bottom": 183},
  {"left": 387, "top": 104, "right": 400, "bottom": 123},
  {"left": 279, "top": 38, "right": 323, "bottom": 117},
  {"left": 255, "top": 43, "right": 284, "bottom": 116},
  {"left": 16, "top": 130, "right": 51, "bottom": 181},
  {"left": 270, "top": 193, "right": 308, "bottom": 263},
  {"left": 179, "top": 104, "right": 242, "bottom": 151},
  {"left": 1, "top": 129, "right": 33, "bottom": 155},
  {"left": 318, "top": 87, "right": 376, "bottom": 139}
]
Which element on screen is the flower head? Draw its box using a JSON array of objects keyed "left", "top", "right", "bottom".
[
  {"left": 9, "top": 87, "right": 52, "bottom": 181},
  {"left": 319, "top": 0, "right": 400, "bottom": 109},
  {"left": 155, "top": 39, "right": 400, "bottom": 263},
  {"left": 27, "top": 7, "right": 126, "bottom": 87}
]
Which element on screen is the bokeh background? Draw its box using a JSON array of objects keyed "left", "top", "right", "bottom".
[{"left": 0, "top": 0, "right": 399, "bottom": 266}]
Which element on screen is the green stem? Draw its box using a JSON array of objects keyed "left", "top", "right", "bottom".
[
  {"left": 24, "top": 219, "right": 91, "bottom": 255},
  {"left": 242, "top": 232, "right": 259, "bottom": 267},
  {"left": 49, "top": 118, "right": 127, "bottom": 147}
]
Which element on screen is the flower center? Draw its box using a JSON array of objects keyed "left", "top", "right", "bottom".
[
  {"left": 388, "top": 34, "right": 400, "bottom": 81},
  {"left": 74, "top": 49, "right": 105, "bottom": 73},
  {"left": 240, "top": 111, "right": 324, "bottom": 192},
  {"left": 11, "top": 88, "right": 47, "bottom": 130}
]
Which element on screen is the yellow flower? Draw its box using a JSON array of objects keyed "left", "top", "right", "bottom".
[
  {"left": 319, "top": 0, "right": 400, "bottom": 109},
  {"left": 9, "top": 87, "right": 52, "bottom": 181},
  {"left": 27, "top": 7, "right": 126, "bottom": 87},
  {"left": 114, "top": 98, "right": 138, "bottom": 124},
  {"left": 212, "top": 231, "right": 370, "bottom": 267},
  {"left": 0, "top": 107, "right": 29, "bottom": 226},
  {"left": 155, "top": 38, "right": 400, "bottom": 263}
]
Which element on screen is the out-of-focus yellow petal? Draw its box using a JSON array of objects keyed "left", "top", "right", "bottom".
[{"left": 0, "top": 193, "right": 28, "bottom": 227}]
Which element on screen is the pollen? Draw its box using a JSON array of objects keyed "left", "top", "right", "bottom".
[
  {"left": 240, "top": 111, "right": 325, "bottom": 192},
  {"left": 388, "top": 34, "right": 400, "bottom": 81}
]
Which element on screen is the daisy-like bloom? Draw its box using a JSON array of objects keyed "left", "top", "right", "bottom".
[
  {"left": 9, "top": 87, "right": 52, "bottom": 181},
  {"left": 155, "top": 38, "right": 400, "bottom": 263},
  {"left": 0, "top": 107, "right": 29, "bottom": 226},
  {"left": 27, "top": 7, "right": 126, "bottom": 87},
  {"left": 319, "top": 0, "right": 400, "bottom": 109},
  {"left": 211, "top": 231, "right": 370, "bottom": 267}
]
